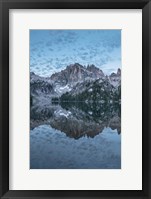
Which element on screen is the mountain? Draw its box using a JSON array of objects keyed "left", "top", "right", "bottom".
[
  {"left": 50, "top": 63, "right": 121, "bottom": 94},
  {"left": 30, "top": 72, "right": 56, "bottom": 95},
  {"left": 109, "top": 68, "right": 121, "bottom": 88},
  {"left": 50, "top": 63, "right": 105, "bottom": 84},
  {"left": 50, "top": 63, "right": 105, "bottom": 94},
  {"left": 60, "top": 77, "right": 120, "bottom": 103},
  {"left": 30, "top": 72, "right": 57, "bottom": 106},
  {"left": 87, "top": 64, "right": 105, "bottom": 78},
  {"left": 30, "top": 64, "right": 121, "bottom": 105}
]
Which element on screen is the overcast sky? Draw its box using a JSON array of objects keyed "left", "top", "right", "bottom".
[{"left": 30, "top": 30, "right": 121, "bottom": 77}]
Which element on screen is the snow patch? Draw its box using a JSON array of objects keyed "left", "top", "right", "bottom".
[
  {"left": 54, "top": 109, "right": 71, "bottom": 118},
  {"left": 88, "top": 88, "right": 93, "bottom": 92},
  {"left": 55, "top": 84, "right": 72, "bottom": 94}
]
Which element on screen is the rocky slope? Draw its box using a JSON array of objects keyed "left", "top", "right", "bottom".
[
  {"left": 30, "top": 72, "right": 55, "bottom": 96},
  {"left": 50, "top": 63, "right": 105, "bottom": 86},
  {"left": 109, "top": 68, "right": 121, "bottom": 88},
  {"left": 49, "top": 63, "right": 106, "bottom": 95},
  {"left": 30, "top": 63, "right": 121, "bottom": 105},
  {"left": 59, "top": 78, "right": 120, "bottom": 104}
]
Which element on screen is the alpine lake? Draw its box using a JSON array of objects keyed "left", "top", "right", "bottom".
[{"left": 30, "top": 101, "right": 121, "bottom": 169}]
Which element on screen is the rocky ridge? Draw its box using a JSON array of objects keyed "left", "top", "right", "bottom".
[{"left": 30, "top": 63, "right": 121, "bottom": 105}]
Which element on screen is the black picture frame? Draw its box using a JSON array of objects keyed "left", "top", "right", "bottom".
[{"left": 0, "top": 0, "right": 150, "bottom": 198}]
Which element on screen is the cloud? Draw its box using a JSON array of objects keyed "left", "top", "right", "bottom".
[{"left": 30, "top": 30, "right": 121, "bottom": 76}]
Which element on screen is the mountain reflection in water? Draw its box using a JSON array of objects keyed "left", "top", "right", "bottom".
[{"left": 30, "top": 102, "right": 121, "bottom": 169}]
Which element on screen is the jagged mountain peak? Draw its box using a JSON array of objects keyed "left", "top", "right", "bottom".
[
  {"left": 30, "top": 64, "right": 121, "bottom": 99},
  {"left": 110, "top": 68, "right": 121, "bottom": 77},
  {"left": 50, "top": 63, "right": 105, "bottom": 87},
  {"left": 87, "top": 64, "right": 99, "bottom": 70},
  {"left": 109, "top": 68, "right": 121, "bottom": 88},
  {"left": 117, "top": 68, "right": 121, "bottom": 76},
  {"left": 87, "top": 64, "right": 104, "bottom": 77},
  {"left": 67, "top": 63, "right": 84, "bottom": 69},
  {"left": 30, "top": 72, "right": 36, "bottom": 76}
]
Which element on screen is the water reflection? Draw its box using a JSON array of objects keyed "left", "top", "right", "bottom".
[
  {"left": 30, "top": 102, "right": 121, "bottom": 169},
  {"left": 30, "top": 102, "right": 121, "bottom": 139}
]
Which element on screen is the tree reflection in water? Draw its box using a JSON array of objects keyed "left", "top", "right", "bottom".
[{"left": 30, "top": 101, "right": 121, "bottom": 139}]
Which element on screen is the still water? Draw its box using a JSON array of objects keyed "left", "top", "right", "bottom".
[{"left": 30, "top": 102, "right": 121, "bottom": 169}]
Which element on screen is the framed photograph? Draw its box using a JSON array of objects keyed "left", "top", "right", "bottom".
[{"left": 0, "top": 0, "right": 150, "bottom": 198}]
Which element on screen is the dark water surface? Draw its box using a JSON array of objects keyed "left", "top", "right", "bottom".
[{"left": 30, "top": 102, "right": 121, "bottom": 169}]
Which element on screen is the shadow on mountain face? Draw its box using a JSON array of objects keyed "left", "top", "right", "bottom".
[{"left": 30, "top": 102, "right": 121, "bottom": 139}]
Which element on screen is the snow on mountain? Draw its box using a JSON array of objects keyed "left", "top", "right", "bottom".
[
  {"left": 30, "top": 64, "right": 121, "bottom": 105},
  {"left": 50, "top": 63, "right": 105, "bottom": 87}
]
